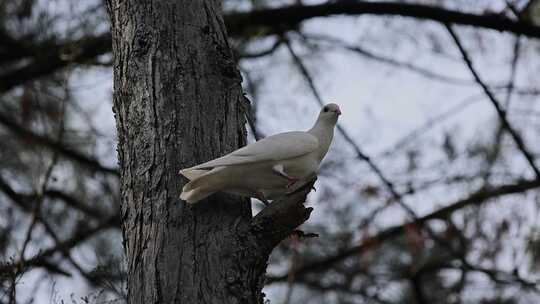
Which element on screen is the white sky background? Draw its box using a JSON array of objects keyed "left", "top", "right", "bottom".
[{"left": 12, "top": 0, "right": 540, "bottom": 303}]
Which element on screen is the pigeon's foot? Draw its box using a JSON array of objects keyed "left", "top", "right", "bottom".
[
  {"left": 287, "top": 176, "right": 317, "bottom": 195},
  {"left": 291, "top": 229, "right": 319, "bottom": 239},
  {"left": 255, "top": 191, "right": 271, "bottom": 206},
  {"left": 285, "top": 177, "right": 300, "bottom": 189},
  {"left": 272, "top": 164, "right": 300, "bottom": 188}
]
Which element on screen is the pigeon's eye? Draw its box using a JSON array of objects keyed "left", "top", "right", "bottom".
[{"left": 323, "top": 107, "right": 328, "bottom": 112}]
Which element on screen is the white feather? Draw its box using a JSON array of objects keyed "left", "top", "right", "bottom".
[{"left": 178, "top": 103, "right": 341, "bottom": 204}]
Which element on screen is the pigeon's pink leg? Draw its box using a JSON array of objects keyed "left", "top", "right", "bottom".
[
  {"left": 272, "top": 164, "right": 300, "bottom": 188},
  {"left": 285, "top": 178, "right": 300, "bottom": 189}
]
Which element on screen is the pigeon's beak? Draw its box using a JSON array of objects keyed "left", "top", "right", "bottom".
[{"left": 335, "top": 107, "right": 342, "bottom": 116}]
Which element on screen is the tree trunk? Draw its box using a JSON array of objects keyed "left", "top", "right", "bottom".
[{"left": 106, "top": 1, "right": 313, "bottom": 303}]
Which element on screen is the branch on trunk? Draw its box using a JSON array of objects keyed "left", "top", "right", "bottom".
[
  {"left": 251, "top": 179, "right": 316, "bottom": 249},
  {"left": 222, "top": 180, "right": 316, "bottom": 302}
]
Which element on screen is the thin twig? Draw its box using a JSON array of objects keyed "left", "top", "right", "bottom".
[
  {"left": 303, "top": 32, "right": 472, "bottom": 86},
  {"left": 0, "top": 216, "right": 118, "bottom": 274},
  {"left": 18, "top": 90, "right": 69, "bottom": 270},
  {"left": 505, "top": 35, "right": 521, "bottom": 107},
  {"left": 445, "top": 24, "right": 540, "bottom": 179},
  {"left": 237, "top": 39, "right": 283, "bottom": 59},
  {"left": 18, "top": 154, "right": 59, "bottom": 261},
  {"left": 0, "top": 111, "right": 118, "bottom": 175},
  {"left": 481, "top": 36, "right": 522, "bottom": 181},
  {"left": 378, "top": 93, "right": 482, "bottom": 158}
]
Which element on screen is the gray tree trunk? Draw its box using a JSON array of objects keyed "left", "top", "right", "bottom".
[{"left": 106, "top": 1, "right": 313, "bottom": 303}]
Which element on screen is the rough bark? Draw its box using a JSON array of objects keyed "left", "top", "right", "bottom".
[{"left": 106, "top": 1, "right": 313, "bottom": 303}]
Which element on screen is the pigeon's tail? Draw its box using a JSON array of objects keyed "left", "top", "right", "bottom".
[
  {"left": 179, "top": 167, "right": 223, "bottom": 204},
  {"left": 179, "top": 168, "right": 209, "bottom": 181},
  {"left": 180, "top": 188, "right": 216, "bottom": 204}
]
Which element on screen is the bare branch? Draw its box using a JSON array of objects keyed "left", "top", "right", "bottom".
[
  {"left": 0, "top": 34, "right": 111, "bottom": 93},
  {"left": 237, "top": 39, "right": 283, "bottom": 59},
  {"left": 0, "top": 215, "right": 118, "bottom": 275},
  {"left": 0, "top": 112, "right": 118, "bottom": 176},
  {"left": 0, "top": 174, "right": 112, "bottom": 222},
  {"left": 18, "top": 151, "right": 59, "bottom": 267},
  {"left": 266, "top": 178, "right": 540, "bottom": 283},
  {"left": 251, "top": 179, "right": 316, "bottom": 249},
  {"left": 226, "top": 2, "right": 540, "bottom": 39}
]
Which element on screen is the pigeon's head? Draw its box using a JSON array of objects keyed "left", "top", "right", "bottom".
[{"left": 318, "top": 103, "right": 341, "bottom": 124}]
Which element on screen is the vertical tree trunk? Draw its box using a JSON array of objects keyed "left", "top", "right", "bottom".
[{"left": 106, "top": 1, "right": 313, "bottom": 303}]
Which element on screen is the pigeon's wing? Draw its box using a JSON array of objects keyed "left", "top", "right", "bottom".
[{"left": 189, "top": 131, "right": 319, "bottom": 170}]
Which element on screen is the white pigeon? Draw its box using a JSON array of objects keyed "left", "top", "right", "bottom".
[{"left": 179, "top": 103, "right": 341, "bottom": 204}]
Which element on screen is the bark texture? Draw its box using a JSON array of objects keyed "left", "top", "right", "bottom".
[{"left": 106, "top": 1, "right": 314, "bottom": 303}]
